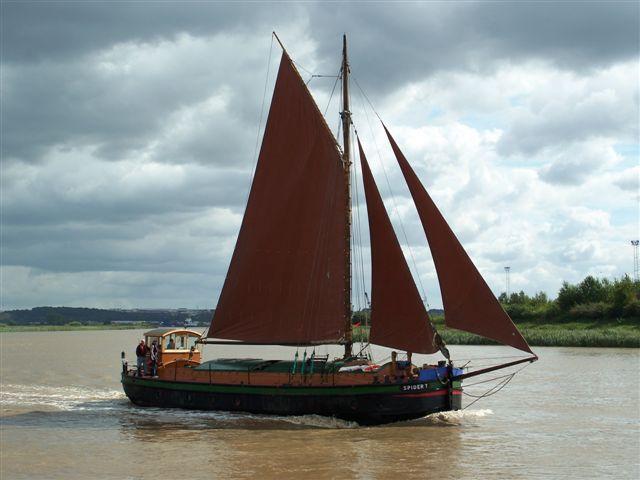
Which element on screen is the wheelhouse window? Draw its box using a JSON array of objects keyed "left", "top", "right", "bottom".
[
  {"left": 186, "top": 335, "right": 199, "bottom": 351},
  {"left": 164, "top": 335, "right": 177, "bottom": 350},
  {"left": 162, "top": 331, "right": 200, "bottom": 351}
]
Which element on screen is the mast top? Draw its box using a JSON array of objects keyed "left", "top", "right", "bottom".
[{"left": 272, "top": 31, "right": 286, "bottom": 52}]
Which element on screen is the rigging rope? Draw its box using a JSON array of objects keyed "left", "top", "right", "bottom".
[
  {"left": 452, "top": 355, "right": 532, "bottom": 369},
  {"left": 463, "top": 372, "right": 518, "bottom": 387},
  {"left": 453, "top": 354, "right": 530, "bottom": 362},
  {"left": 461, "top": 361, "right": 531, "bottom": 409},
  {"left": 462, "top": 374, "right": 515, "bottom": 409},
  {"left": 245, "top": 34, "right": 275, "bottom": 202},
  {"left": 352, "top": 76, "right": 430, "bottom": 307},
  {"left": 353, "top": 125, "right": 369, "bottom": 308},
  {"left": 291, "top": 59, "right": 314, "bottom": 76},
  {"left": 323, "top": 70, "right": 341, "bottom": 116}
]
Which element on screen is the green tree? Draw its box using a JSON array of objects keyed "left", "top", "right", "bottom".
[
  {"left": 577, "top": 276, "right": 608, "bottom": 304},
  {"left": 46, "top": 313, "right": 66, "bottom": 325},
  {"left": 508, "top": 290, "right": 528, "bottom": 304},
  {"left": 531, "top": 291, "right": 550, "bottom": 306},
  {"left": 557, "top": 281, "right": 580, "bottom": 312},
  {"left": 611, "top": 275, "right": 637, "bottom": 317}
]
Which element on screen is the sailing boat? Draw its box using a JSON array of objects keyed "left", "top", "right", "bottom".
[{"left": 121, "top": 34, "right": 537, "bottom": 425}]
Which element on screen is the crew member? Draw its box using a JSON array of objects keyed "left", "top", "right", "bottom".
[
  {"left": 136, "top": 339, "right": 149, "bottom": 376},
  {"left": 150, "top": 340, "right": 159, "bottom": 376}
]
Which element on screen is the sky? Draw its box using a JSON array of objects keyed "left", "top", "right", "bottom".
[{"left": 1, "top": 1, "right": 638, "bottom": 311}]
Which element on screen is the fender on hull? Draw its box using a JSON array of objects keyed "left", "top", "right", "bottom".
[{"left": 122, "top": 375, "right": 462, "bottom": 425}]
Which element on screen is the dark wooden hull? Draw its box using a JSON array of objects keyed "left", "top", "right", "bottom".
[{"left": 121, "top": 373, "right": 462, "bottom": 425}]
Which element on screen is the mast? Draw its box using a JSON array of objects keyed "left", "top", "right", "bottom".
[{"left": 341, "top": 34, "right": 353, "bottom": 358}]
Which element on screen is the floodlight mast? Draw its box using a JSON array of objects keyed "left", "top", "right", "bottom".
[
  {"left": 504, "top": 266, "right": 511, "bottom": 300},
  {"left": 632, "top": 240, "right": 639, "bottom": 281}
]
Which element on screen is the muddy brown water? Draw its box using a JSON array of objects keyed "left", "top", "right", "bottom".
[{"left": 1, "top": 329, "right": 638, "bottom": 479}]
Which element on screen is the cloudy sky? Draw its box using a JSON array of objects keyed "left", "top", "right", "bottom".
[{"left": 1, "top": 1, "right": 638, "bottom": 311}]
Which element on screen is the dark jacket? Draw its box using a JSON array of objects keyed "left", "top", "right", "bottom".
[{"left": 136, "top": 344, "right": 149, "bottom": 357}]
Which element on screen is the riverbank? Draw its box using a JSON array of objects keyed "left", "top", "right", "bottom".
[
  {"left": 353, "top": 319, "right": 640, "bottom": 348},
  {"left": 440, "top": 321, "right": 639, "bottom": 348},
  {"left": 3, "top": 320, "right": 638, "bottom": 347},
  {"left": 0, "top": 324, "right": 157, "bottom": 333}
]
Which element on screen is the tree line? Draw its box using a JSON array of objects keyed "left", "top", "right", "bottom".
[
  {"left": 2, "top": 275, "right": 638, "bottom": 327},
  {"left": 498, "top": 275, "right": 639, "bottom": 322},
  {"left": 350, "top": 275, "right": 639, "bottom": 324},
  {"left": 0, "top": 307, "right": 214, "bottom": 326}
]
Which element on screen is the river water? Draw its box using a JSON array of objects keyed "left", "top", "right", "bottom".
[{"left": 1, "top": 330, "right": 638, "bottom": 479}]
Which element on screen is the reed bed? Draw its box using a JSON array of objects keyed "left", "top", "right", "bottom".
[{"left": 352, "top": 321, "right": 639, "bottom": 348}]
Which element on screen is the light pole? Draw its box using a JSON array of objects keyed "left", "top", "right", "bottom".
[
  {"left": 632, "top": 240, "right": 639, "bottom": 281},
  {"left": 504, "top": 266, "right": 511, "bottom": 301}
]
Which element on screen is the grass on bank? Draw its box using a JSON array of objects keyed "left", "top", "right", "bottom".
[
  {"left": 0, "top": 323, "right": 156, "bottom": 333},
  {"left": 352, "top": 318, "right": 640, "bottom": 348}
]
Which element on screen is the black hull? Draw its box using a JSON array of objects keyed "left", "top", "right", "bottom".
[{"left": 122, "top": 374, "right": 462, "bottom": 426}]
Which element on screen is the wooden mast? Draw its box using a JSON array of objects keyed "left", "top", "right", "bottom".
[{"left": 341, "top": 34, "right": 353, "bottom": 358}]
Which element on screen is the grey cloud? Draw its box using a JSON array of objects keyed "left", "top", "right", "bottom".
[
  {"left": 537, "top": 141, "right": 617, "bottom": 185},
  {"left": 1, "top": 159, "right": 249, "bottom": 227},
  {"left": 4, "top": 2, "right": 637, "bottom": 165},
  {"left": 2, "top": 266, "right": 223, "bottom": 309},
  {"left": 307, "top": 2, "right": 639, "bottom": 94},
  {"left": 2, "top": 35, "right": 268, "bottom": 164},
  {"left": 538, "top": 153, "right": 601, "bottom": 185},
  {"left": 1, "top": 2, "right": 294, "bottom": 63},
  {"left": 539, "top": 158, "right": 597, "bottom": 185},
  {"left": 1, "top": 209, "right": 240, "bottom": 274},
  {"left": 498, "top": 96, "right": 637, "bottom": 157},
  {"left": 5, "top": 2, "right": 637, "bottom": 81},
  {"left": 465, "top": 2, "right": 638, "bottom": 67},
  {"left": 613, "top": 169, "right": 639, "bottom": 191}
]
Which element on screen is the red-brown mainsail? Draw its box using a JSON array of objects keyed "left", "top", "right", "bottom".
[
  {"left": 383, "top": 124, "right": 533, "bottom": 354},
  {"left": 208, "top": 53, "right": 348, "bottom": 344},
  {"left": 358, "top": 140, "right": 438, "bottom": 354}
]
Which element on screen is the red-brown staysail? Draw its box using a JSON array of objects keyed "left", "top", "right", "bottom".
[
  {"left": 208, "top": 53, "right": 348, "bottom": 344},
  {"left": 358, "top": 140, "right": 438, "bottom": 354},
  {"left": 383, "top": 125, "right": 533, "bottom": 354}
]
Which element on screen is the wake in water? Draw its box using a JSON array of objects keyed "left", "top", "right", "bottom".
[
  {"left": 422, "top": 408, "right": 493, "bottom": 425},
  {"left": 0, "top": 383, "right": 358, "bottom": 429},
  {"left": 0, "top": 383, "right": 490, "bottom": 430},
  {"left": 0, "top": 383, "right": 125, "bottom": 412}
]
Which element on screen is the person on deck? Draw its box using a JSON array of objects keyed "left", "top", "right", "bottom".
[
  {"left": 150, "top": 340, "right": 159, "bottom": 377},
  {"left": 136, "top": 339, "right": 149, "bottom": 376},
  {"left": 167, "top": 337, "right": 176, "bottom": 349}
]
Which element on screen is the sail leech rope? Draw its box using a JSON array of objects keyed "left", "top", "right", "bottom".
[{"left": 245, "top": 34, "right": 275, "bottom": 203}]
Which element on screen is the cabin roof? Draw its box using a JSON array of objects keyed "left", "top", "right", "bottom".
[{"left": 144, "top": 327, "right": 203, "bottom": 337}]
